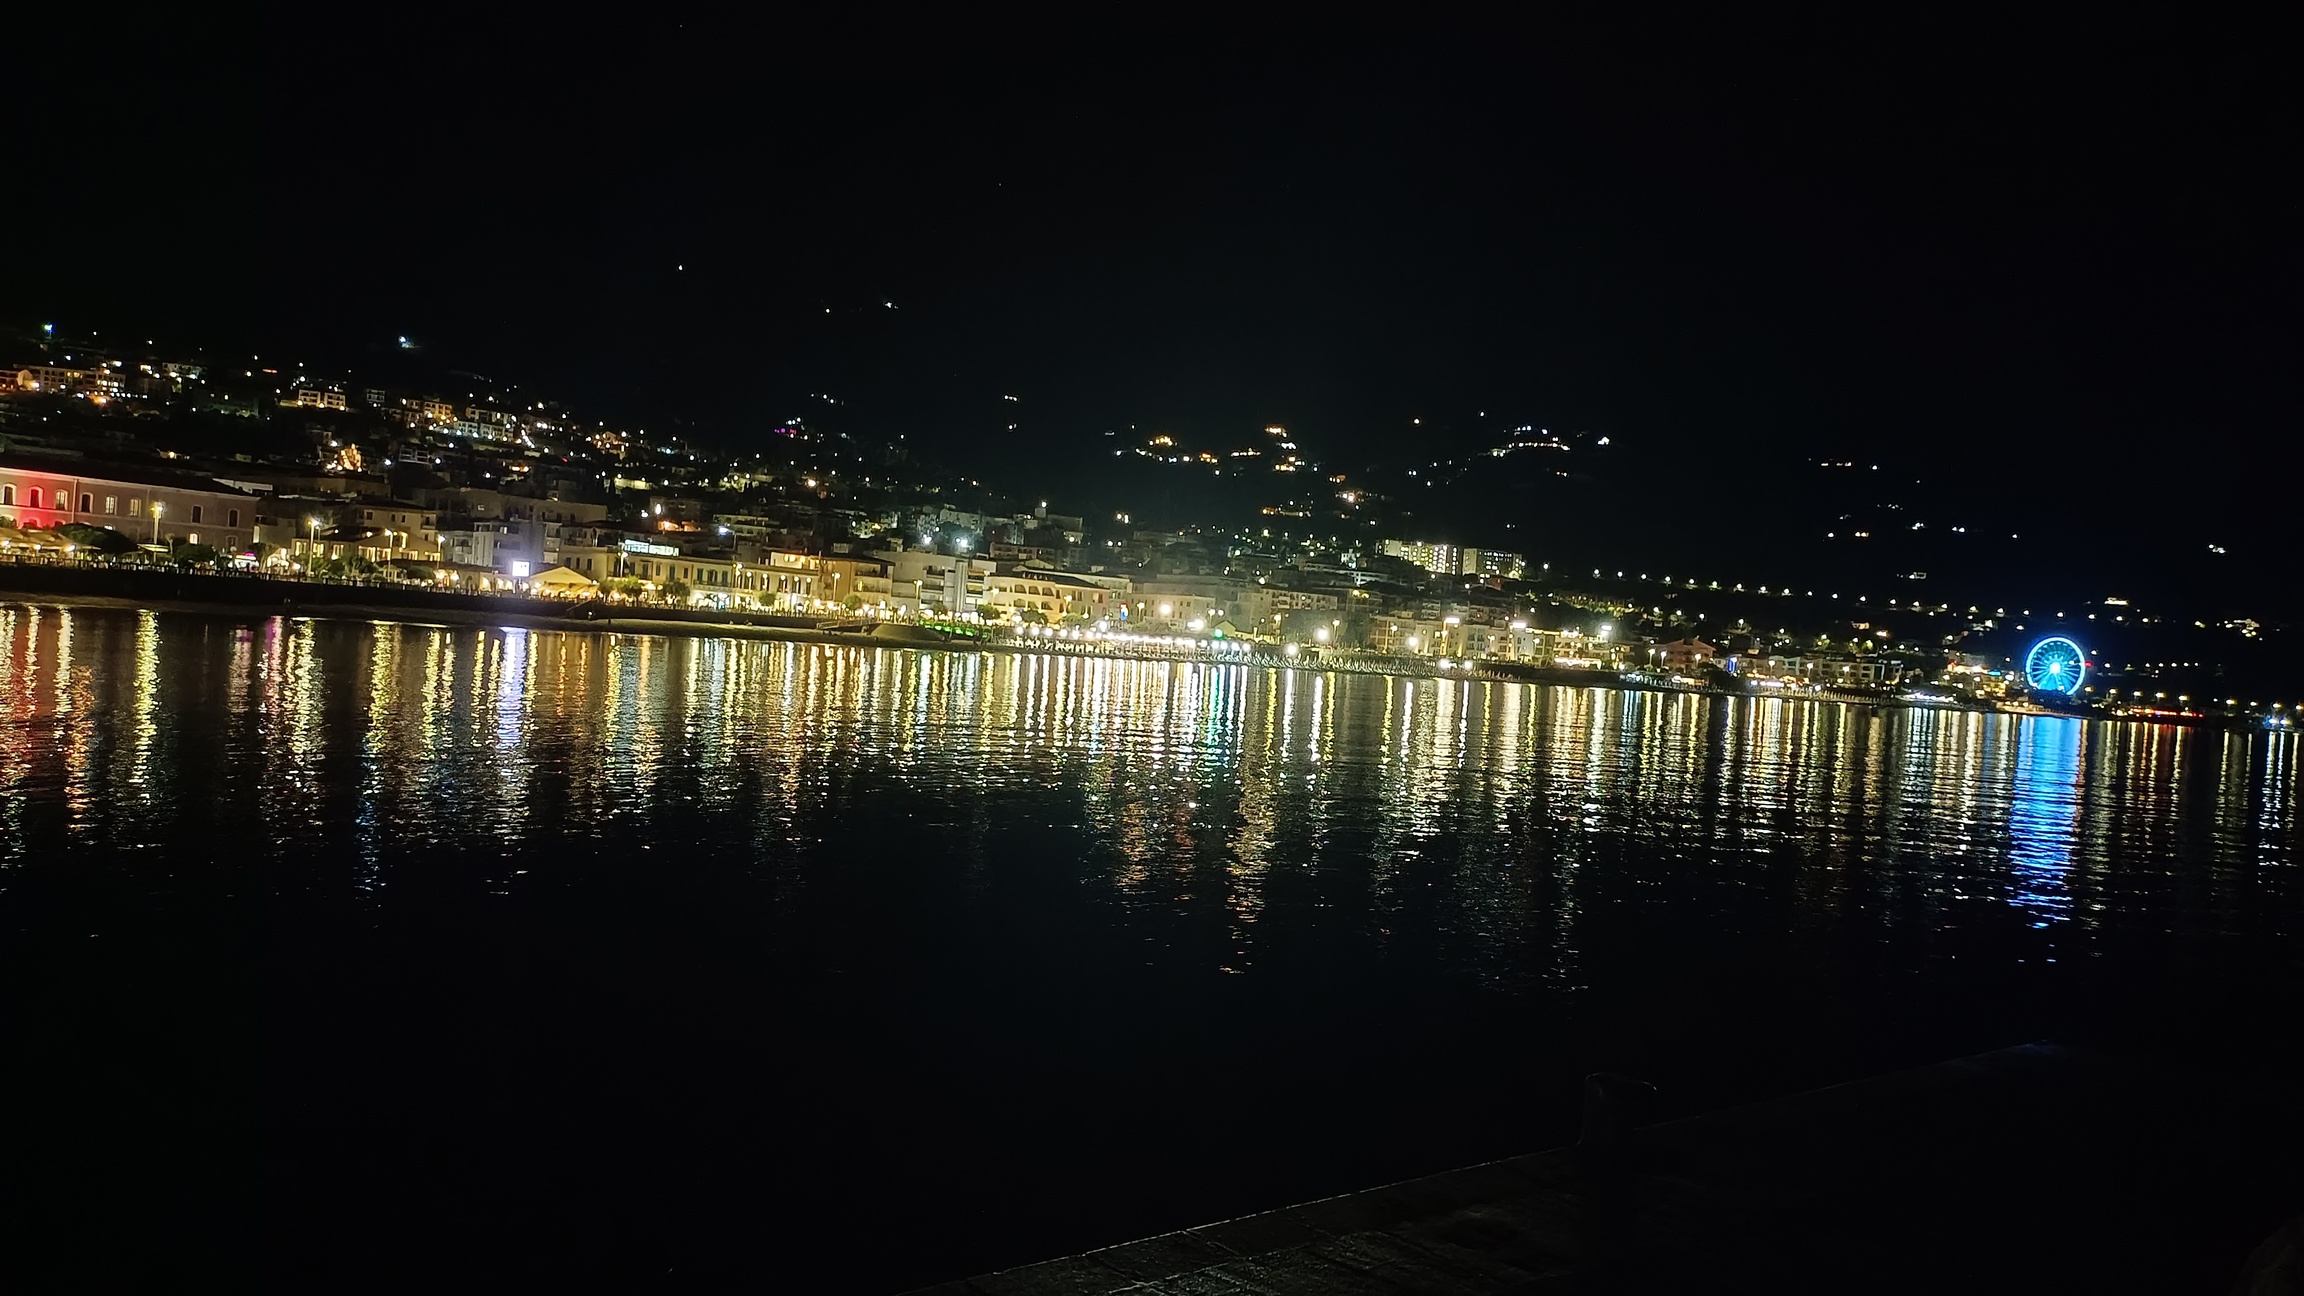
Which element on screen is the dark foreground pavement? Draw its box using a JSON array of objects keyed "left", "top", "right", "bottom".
[{"left": 902, "top": 1042, "right": 2304, "bottom": 1294}]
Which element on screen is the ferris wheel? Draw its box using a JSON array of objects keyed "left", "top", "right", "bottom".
[{"left": 2024, "top": 636, "right": 2088, "bottom": 695}]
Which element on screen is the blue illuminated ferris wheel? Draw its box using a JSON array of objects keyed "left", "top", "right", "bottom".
[{"left": 2024, "top": 636, "right": 2088, "bottom": 696}]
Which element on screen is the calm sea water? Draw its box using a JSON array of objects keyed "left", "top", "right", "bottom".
[{"left": 5, "top": 606, "right": 2298, "bottom": 1289}]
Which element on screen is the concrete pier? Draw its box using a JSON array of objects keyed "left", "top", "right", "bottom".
[{"left": 902, "top": 1042, "right": 2303, "bottom": 1294}]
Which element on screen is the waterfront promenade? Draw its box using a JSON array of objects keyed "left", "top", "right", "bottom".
[
  {"left": 0, "top": 555, "right": 1949, "bottom": 706},
  {"left": 0, "top": 556, "right": 1526, "bottom": 685}
]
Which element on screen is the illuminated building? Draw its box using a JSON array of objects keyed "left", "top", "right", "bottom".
[
  {"left": 981, "top": 570, "right": 1126, "bottom": 624},
  {"left": 0, "top": 452, "right": 266, "bottom": 553},
  {"left": 1742, "top": 654, "right": 1903, "bottom": 689},
  {"left": 14, "top": 365, "right": 95, "bottom": 394},
  {"left": 1462, "top": 548, "right": 1527, "bottom": 580},
  {"left": 1652, "top": 639, "right": 1718, "bottom": 671},
  {"left": 1378, "top": 539, "right": 1526, "bottom": 580},
  {"left": 1380, "top": 538, "right": 1462, "bottom": 577}
]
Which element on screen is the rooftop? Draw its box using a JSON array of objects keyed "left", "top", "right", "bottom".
[{"left": 0, "top": 451, "right": 267, "bottom": 498}]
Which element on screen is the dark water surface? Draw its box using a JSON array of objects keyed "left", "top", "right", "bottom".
[{"left": 6, "top": 606, "right": 2299, "bottom": 1289}]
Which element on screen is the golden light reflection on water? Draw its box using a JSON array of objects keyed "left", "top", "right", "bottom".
[
  {"left": 0, "top": 607, "right": 34, "bottom": 851},
  {"left": 1, "top": 607, "right": 2297, "bottom": 978}
]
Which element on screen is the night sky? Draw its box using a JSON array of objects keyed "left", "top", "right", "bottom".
[{"left": 12, "top": 20, "right": 2295, "bottom": 598}]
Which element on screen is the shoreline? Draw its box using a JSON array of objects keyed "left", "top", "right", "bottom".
[
  {"left": 0, "top": 584, "right": 1885, "bottom": 709},
  {"left": 2, "top": 568, "right": 2238, "bottom": 727},
  {"left": 0, "top": 580, "right": 1665, "bottom": 689}
]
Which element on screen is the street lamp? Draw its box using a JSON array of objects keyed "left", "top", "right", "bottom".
[
  {"left": 308, "top": 515, "right": 322, "bottom": 565},
  {"left": 150, "top": 502, "right": 165, "bottom": 546}
]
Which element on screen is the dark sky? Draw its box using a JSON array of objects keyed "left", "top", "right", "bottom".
[{"left": 12, "top": 18, "right": 2296, "bottom": 589}]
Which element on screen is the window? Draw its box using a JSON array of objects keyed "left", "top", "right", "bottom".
[
  {"left": 79, "top": 493, "right": 92, "bottom": 513},
  {"left": 188, "top": 533, "right": 199, "bottom": 545},
  {"left": 128, "top": 499, "right": 140, "bottom": 517},
  {"left": 105, "top": 496, "right": 117, "bottom": 514},
  {"left": 228, "top": 509, "right": 239, "bottom": 527},
  {"left": 224, "top": 534, "right": 238, "bottom": 550},
  {"left": 27, "top": 488, "right": 41, "bottom": 509},
  {"left": 190, "top": 505, "right": 203, "bottom": 523},
  {"left": 1, "top": 485, "right": 11, "bottom": 506}
]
